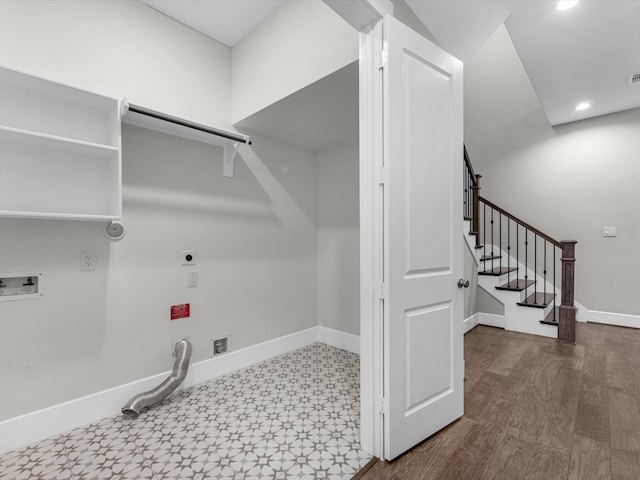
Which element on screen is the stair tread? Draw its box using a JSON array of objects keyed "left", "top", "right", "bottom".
[
  {"left": 517, "top": 292, "right": 556, "bottom": 309},
  {"left": 479, "top": 266, "right": 517, "bottom": 276},
  {"left": 540, "top": 307, "right": 560, "bottom": 326},
  {"left": 495, "top": 279, "right": 535, "bottom": 291},
  {"left": 480, "top": 254, "right": 501, "bottom": 261}
]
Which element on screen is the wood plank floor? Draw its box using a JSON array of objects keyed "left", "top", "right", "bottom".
[{"left": 354, "top": 322, "right": 640, "bottom": 480}]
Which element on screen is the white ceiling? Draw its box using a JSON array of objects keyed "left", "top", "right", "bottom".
[
  {"left": 143, "top": 0, "right": 640, "bottom": 131},
  {"left": 142, "top": 0, "right": 285, "bottom": 47},
  {"left": 505, "top": 1, "right": 640, "bottom": 125},
  {"left": 407, "top": 0, "right": 640, "bottom": 126},
  {"left": 235, "top": 62, "right": 359, "bottom": 152}
]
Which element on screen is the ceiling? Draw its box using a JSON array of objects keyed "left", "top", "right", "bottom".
[
  {"left": 142, "top": 0, "right": 285, "bottom": 47},
  {"left": 505, "top": 1, "right": 640, "bottom": 125},
  {"left": 406, "top": 0, "right": 640, "bottom": 125},
  {"left": 143, "top": 0, "right": 640, "bottom": 130},
  {"left": 235, "top": 62, "right": 359, "bottom": 152}
]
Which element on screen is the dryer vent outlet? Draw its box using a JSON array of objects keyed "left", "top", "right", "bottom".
[{"left": 212, "top": 337, "right": 229, "bottom": 356}]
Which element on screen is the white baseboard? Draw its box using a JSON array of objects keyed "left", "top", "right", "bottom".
[
  {"left": 463, "top": 313, "right": 480, "bottom": 333},
  {"left": 0, "top": 326, "right": 359, "bottom": 455},
  {"left": 584, "top": 309, "right": 640, "bottom": 329},
  {"left": 0, "top": 371, "right": 174, "bottom": 457},
  {"left": 185, "top": 327, "right": 319, "bottom": 387},
  {"left": 465, "top": 312, "right": 507, "bottom": 332},
  {"left": 575, "top": 301, "right": 587, "bottom": 323},
  {"left": 471, "top": 305, "right": 640, "bottom": 331},
  {"left": 318, "top": 326, "right": 360, "bottom": 354},
  {"left": 478, "top": 312, "right": 506, "bottom": 329}
]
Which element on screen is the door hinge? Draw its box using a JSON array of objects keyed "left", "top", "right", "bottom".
[
  {"left": 378, "top": 395, "right": 388, "bottom": 415},
  {"left": 377, "top": 281, "right": 385, "bottom": 299},
  {"left": 376, "top": 167, "right": 388, "bottom": 185},
  {"left": 377, "top": 49, "right": 388, "bottom": 70}
]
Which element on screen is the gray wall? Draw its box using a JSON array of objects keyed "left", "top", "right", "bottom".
[
  {"left": 465, "top": 24, "right": 640, "bottom": 316},
  {"left": 317, "top": 141, "right": 360, "bottom": 334},
  {"left": 464, "top": 239, "right": 504, "bottom": 318},
  {"left": 0, "top": 0, "right": 360, "bottom": 421},
  {"left": 0, "top": 125, "right": 319, "bottom": 421},
  {"left": 478, "top": 289, "right": 505, "bottom": 316},
  {"left": 463, "top": 243, "right": 479, "bottom": 319},
  {"left": 231, "top": 0, "right": 358, "bottom": 123},
  {"left": 390, "top": 0, "right": 438, "bottom": 44},
  {"left": 0, "top": 0, "right": 232, "bottom": 128}
]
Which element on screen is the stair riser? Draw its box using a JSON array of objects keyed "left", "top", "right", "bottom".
[
  {"left": 479, "top": 276, "right": 557, "bottom": 315},
  {"left": 467, "top": 229, "right": 564, "bottom": 338},
  {"left": 478, "top": 275, "right": 556, "bottom": 305},
  {"left": 478, "top": 244, "right": 562, "bottom": 302}
]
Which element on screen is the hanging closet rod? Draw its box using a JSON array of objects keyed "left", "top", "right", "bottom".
[{"left": 126, "top": 103, "right": 251, "bottom": 145}]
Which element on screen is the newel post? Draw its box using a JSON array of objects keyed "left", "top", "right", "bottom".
[
  {"left": 471, "top": 174, "right": 482, "bottom": 248},
  {"left": 559, "top": 240, "right": 577, "bottom": 343}
]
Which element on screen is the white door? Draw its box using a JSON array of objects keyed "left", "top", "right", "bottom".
[{"left": 382, "top": 15, "right": 464, "bottom": 460}]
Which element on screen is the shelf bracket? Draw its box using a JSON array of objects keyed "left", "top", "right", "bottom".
[{"left": 223, "top": 142, "right": 241, "bottom": 178}]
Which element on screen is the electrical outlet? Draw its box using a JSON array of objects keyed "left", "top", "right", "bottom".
[
  {"left": 603, "top": 226, "right": 617, "bottom": 237},
  {"left": 187, "top": 271, "right": 198, "bottom": 287},
  {"left": 181, "top": 250, "right": 196, "bottom": 265},
  {"left": 80, "top": 250, "right": 96, "bottom": 271}
]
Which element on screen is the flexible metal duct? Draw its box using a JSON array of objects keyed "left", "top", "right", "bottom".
[{"left": 121, "top": 338, "right": 192, "bottom": 416}]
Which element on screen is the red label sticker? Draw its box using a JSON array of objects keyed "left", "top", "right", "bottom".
[{"left": 170, "top": 303, "right": 190, "bottom": 320}]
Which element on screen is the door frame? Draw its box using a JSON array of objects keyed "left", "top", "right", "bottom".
[
  {"left": 358, "top": 18, "right": 385, "bottom": 458},
  {"left": 323, "top": 0, "right": 388, "bottom": 457},
  {"left": 325, "top": 0, "right": 457, "bottom": 460}
]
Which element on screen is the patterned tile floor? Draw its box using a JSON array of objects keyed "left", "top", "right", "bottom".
[{"left": 0, "top": 343, "right": 371, "bottom": 479}]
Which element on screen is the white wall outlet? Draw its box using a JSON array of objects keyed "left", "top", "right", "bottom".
[
  {"left": 603, "top": 226, "right": 617, "bottom": 237},
  {"left": 187, "top": 271, "right": 198, "bottom": 288},
  {"left": 80, "top": 250, "right": 96, "bottom": 271},
  {"left": 181, "top": 250, "right": 196, "bottom": 265}
]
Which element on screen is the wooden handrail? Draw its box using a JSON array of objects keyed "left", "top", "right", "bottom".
[
  {"left": 478, "top": 195, "right": 561, "bottom": 248},
  {"left": 464, "top": 146, "right": 477, "bottom": 185}
]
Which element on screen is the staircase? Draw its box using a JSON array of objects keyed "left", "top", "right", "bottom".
[{"left": 463, "top": 147, "right": 577, "bottom": 342}]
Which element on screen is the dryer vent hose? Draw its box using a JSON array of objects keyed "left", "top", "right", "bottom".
[{"left": 121, "top": 338, "right": 192, "bottom": 416}]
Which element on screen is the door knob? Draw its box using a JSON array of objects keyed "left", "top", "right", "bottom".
[{"left": 457, "top": 278, "right": 470, "bottom": 289}]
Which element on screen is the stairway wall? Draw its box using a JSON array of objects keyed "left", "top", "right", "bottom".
[
  {"left": 463, "top": 241, "right": 479, "bottom": 320},
  {"left": 478, "top": 288, "right": 504, "bottom": 316},
  {"left": 465, "top": 24, "right": 640, "bottom": 317}
]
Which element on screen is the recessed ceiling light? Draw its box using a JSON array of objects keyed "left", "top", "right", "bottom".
[
  {"left": 557, "top": 0, "right": 579, "bottom": 11},
  {"left": 575, "top": 102, "right": 591, "bottom": 111}
]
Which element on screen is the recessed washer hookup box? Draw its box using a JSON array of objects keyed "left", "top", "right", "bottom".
[{"left": 0, "top": 273, "right": 44, "bottom": 302}]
